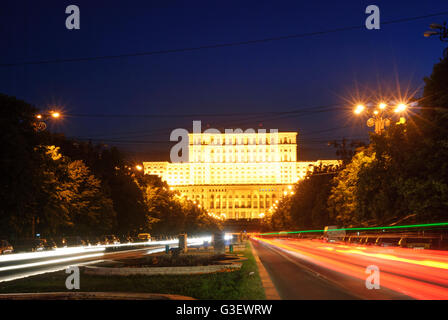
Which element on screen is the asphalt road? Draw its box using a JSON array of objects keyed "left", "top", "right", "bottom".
[
  {"left": 0, "top": 245, "right": 167, "bottom": 283},
  {"left": 250, "top": 238, "right": 430, "bottom": 300},
  {"left": 0, "top": 237, "right": 212, "bottom": 284},
  {"left": 252, "top": 238, "right": 357, "bottom": 299}
]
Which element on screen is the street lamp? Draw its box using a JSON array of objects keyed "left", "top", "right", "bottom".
[
  {"left": 34, "top": 110, "right": 62, "bottom": 131},
  {"left": 51, "top": 111, "right": 60, "bottom": 118},
  {"left": 394, "top": 103, "right": 407, "bottom": 113},
  {"left": 354, "top": 104, "right": 365, "bottom": 115},
  {"left": 424, "top": 22, "right": 448, "bottom": 40},
  {"left": 353, "top": 101, "right": 408, "bottom": 134},
  {"left": 424, "top": 21, "right": 448, "bottom": 57}
]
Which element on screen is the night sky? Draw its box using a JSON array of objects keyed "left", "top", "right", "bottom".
[{"left": 2, "top": 0, "right": 447, "bottom": 161}]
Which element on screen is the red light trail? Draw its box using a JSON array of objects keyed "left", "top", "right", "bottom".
[{"left": 253, "top": 237, "right": 448, "bottom": 299}]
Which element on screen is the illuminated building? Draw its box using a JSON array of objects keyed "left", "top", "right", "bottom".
[{"left": 143, "top": 131, "right": 339, "bottom": 220}]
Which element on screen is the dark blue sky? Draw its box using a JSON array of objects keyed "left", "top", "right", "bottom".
[{"left": 1, "top": 0, "right": 447, "bottom": 160}]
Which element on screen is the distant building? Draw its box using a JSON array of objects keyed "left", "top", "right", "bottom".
[{"left": 143, "top": 131, "right": 338, "bottom": 220}]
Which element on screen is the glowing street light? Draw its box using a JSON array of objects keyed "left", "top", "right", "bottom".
[
  {"left": 34, "top": 110, "right": 62, "bottom": 132},
  {"left": 394, "top": 103, "right": 407, "bottom": 113},
  {"left": 135, "top": 165, "right": 143, "bottom": 171},
  {"left": 36, "top": 111, "right": 62, "bottom": 120},
  {"left": 378, "top": 102, "right": 387, "bottom": 110},
  {"left": 353, "top": 101, "right": 408, "bottom": 134},
  {"left": 51, "top": 111, "right": 60, "bottom": 118},
  {"left": 354, "top": 104, "right": 365, "bottom": 115}
]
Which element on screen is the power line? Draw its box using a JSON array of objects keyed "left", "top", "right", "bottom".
[
  {"left": 73, "top": 135, "right": 368, "bottom": 146},
  {"left": 71, "top": 110, "right": 346, "bottom": 142},
  {"left": 72, "top": 113, "right": 357, "bottom": 141},
  {"left": 64, "top": 104, "right": 343, "bottom": 140},
  {"left": 2, "top": 11, "right": 448, "bottom": 67},
  {"left": 74, "top": 138, "right": 169, "bottom": 144},
  {"left": 77, "top": 121, "right": 360, "bottom": 140},
  {"left": 65, "top": 104, "right": 339, "bottom": 119}
]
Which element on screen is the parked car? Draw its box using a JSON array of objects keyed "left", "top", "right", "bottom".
[
  {"left": 137, "top": 233, "right": 151, "bottom": 242},
  {"left": 399, "top": 237, "right": 434, "bottom": 249},
  {"left": 364, "top": 236, "right": 379, "bottom": 246},
  {"left": 0, "top": 240, "right": 13, "bottom": 254},
  {"left": 12, "top": 239, "right": 46, "bottom": 252}
]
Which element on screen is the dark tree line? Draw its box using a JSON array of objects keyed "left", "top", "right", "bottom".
[
  {"left": 265, "top": 53, "right": 448, "bottom": 230},
  {"left": 0, "top": 94, "right": 220, "bottom": 239},
  {"left": 263, "top": 165, "right": 341, "bottom": 231}
]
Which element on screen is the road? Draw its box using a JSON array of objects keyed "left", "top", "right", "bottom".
[
  {"left": 251, "top": 237, "right": 448, "bottom": 300},
  {"left": 0, "top": 238, "right": 208, "bottom": 283}
]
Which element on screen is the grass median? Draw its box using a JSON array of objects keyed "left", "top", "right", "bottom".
[{"left": 0, "top": 242, "right": 266, "bottom": 300}]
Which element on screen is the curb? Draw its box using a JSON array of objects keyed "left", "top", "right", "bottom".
[
  {"left": 249, "top": 239, "right": 281, "bottom": 300},
  {"left": 0, "top": 292, "right": 195, "bottom": 300},
  {"left": 82, "top": 263, "right": 242, "bottom": 276}
]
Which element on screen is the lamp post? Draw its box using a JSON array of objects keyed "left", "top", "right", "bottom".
[
  {"left": 354, "top": 102, "right": 408, "bottom": 134},
  {"left": 31, "top": 110, "right": 61, "bottom": 237},
  {"left": 424, "top": 22, "right": 448, "bottom": 57}
]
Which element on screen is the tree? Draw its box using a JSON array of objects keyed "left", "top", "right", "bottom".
[
  {"left": 66, "top": 160, "right": 116, "bottom": 235},
  {"left": 268, "top": 196, "right": 293, "bottom": 231},
  {"left": 327, "top": 150, "right": 375, "bottom": 226},
  {"left": 326, "top": 54, "right": 448, "bottom": 227},
  {"left": 0, "top": 94, "right": 44, "bottom": 237},
  {"left": 109, "top": 173, "right": 150, "bottom": 235},
  {"left": 421, "top": 53, "right": 448, "bottom": 131},
  {"left": 138, "top": 175, "right": 221, "bottom": 236},
  {"left": 46, "top": 134, "right": 152, "bottom": 236},
  {"left": 34, "top": 146, "right": 116, "bottom": 237},
  {"left": 264, "top": 165, "right": 340, "bottom": 231},
  {"left": 329, "top": 138, "right": 366, "bottom": 166},
  {"left": 181, "top": 200, "right": 221, "bottom": 235}
]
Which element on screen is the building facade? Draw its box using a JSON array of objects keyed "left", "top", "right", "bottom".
[{"left": 143, "top": 131, "right": 338, "bottom": 220}]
